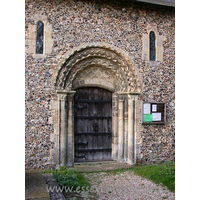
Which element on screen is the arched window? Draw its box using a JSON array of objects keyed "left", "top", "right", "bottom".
[
  {"left": 36, "top": 21, "right": 44, "bottom": 54},
  {"left": 149, "top": 31, "right": 156, "bottom": 61}
]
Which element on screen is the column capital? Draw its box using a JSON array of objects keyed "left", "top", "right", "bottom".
[
  {"left": 57, "top": 93, "right": 67, "bottom": 101},
  {"left": 57, "top": 90, "right": 76, "bottom": 101},
  {"left": 127, "top": 93, "right": 139, "bottom": 101},
  {"left": 68, "top": 91, "right": 76, "bottom": 101}
]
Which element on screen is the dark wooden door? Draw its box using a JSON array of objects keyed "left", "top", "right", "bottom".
[{"left": 74, "top": 88, "right": 112, "bottom": 162}]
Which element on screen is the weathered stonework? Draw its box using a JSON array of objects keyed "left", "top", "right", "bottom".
[
  {"left": 25, "top": 0, "right": 175, "bottom": 169},
  {"left": 72, "top": 66, "right": 117, "bottom": 91},
  {"left": 54, "top": 44, "right": 142, "bottom": 92},
  {"left": 142, "top": 24, "right": 166, "bottom": 61},
  {"left": 25, "top": 12, "right": 53, "bottom": 58}
]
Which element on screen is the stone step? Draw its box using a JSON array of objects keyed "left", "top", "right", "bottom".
[
  {"left": 25, "top": 170, "right": 50, "bottom": 200},
  {"left": 72, "top": 162, "right": 133, "bottom": 172},
  {"left": 74, "top": 160, "right": 117, "bottom": 165}
]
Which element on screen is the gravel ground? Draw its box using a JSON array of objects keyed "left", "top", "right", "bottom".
[{"left": 85, "top": 171, "right": 175, "bottom": 200}]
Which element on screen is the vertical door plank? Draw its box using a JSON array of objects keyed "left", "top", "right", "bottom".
[{"left": 74, "top": 87, "right": 112, "bottom": 162}]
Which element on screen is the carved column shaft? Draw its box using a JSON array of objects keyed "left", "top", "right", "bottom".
[
  {"left": 124, "top": 97, "right": 128, "bottom": 163},
  {"left": 112, "top": 93, "right": 118, "bottom": 161},
  {"left": 58, "top": 92, "right": 68, "bottom": 167},
  {"left": 118, "top": 100, "right": 124, "bottom": 162},
  {"left": 128, "top": 95, "right": 134, "bottom": 165},
  {"left": 66, "top": 93, "right": 75, "bottom": 167}
]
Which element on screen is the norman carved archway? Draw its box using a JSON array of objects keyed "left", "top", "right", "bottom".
[
  {"left": 51, "top": 43, "right": 143, "bottom": 167},
  {"left": 54, "top": 45, "right": 141, "bottom": 92}
]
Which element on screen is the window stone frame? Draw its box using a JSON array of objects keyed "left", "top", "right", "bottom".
[
  {"left": 142, "top": 25, "right": 166, "bottom": 62},
  {"left": 25, "top": 13, "right": 53, "bottom": 58}
]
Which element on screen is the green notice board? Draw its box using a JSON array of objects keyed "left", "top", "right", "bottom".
[{"left": 143, "top": 114, "right": 152, "bottom": 122}]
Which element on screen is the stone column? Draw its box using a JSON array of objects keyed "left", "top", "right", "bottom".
[
  {"left": 112, "top": 93, "right": 118, "bottom": 161},
  {"left": 118, "top": 100, "right": 124, "bottom": 162},
  {"left": 128, "top": 95, "right": 134, "bottom": 165},
  {"left": 124, "top": 97, "right": 128, "bottom": 163},
  {"left": 66, "top": 92, "right": 75, "bottom": 167},
  {"left": 58, "top": 92, "right": 68, "bottom": 167},
  {"left": 134, "top": 99, "right": 142, "bottom": 163}
]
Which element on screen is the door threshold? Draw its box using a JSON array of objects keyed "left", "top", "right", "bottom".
[
  {"left": 74, "top": 160, "right": 116, "bottom": 165},
  {"left": 72, "top": 161, "right": 132, "bottom": 172}
]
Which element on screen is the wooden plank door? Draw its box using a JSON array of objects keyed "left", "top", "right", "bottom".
[{"left": 74, "top": 88, "right": 112, "bottom": 162}]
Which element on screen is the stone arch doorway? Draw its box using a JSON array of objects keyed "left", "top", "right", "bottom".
[
  {"left": 74, "top": 87, "right": 112, "bottom": 162},
  {"left": 52, "top": 43, "right": 143, "bottom": 167}
]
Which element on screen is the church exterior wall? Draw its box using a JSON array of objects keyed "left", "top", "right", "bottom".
[{"left": 25, "top": 0, "right": 175, "bottom": 169}]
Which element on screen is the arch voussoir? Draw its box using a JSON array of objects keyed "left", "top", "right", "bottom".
[{"left": 54, "top": 43, "right": 142, "bottom": 93}]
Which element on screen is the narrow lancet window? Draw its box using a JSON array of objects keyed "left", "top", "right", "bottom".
[
  {"left": 150, "top": 31, "right": 156, "bottom": 61},
  {"left": 36, "top": 21, "right": 44, "bottom": 54}
]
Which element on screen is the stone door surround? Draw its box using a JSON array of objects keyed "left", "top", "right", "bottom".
[{"left": 50, "top": 43, "right": 143, "bottom": 168}]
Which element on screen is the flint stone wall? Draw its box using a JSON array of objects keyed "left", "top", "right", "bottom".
[{"left": 25, "top": 0, "right": 175, "bottom": 169}]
